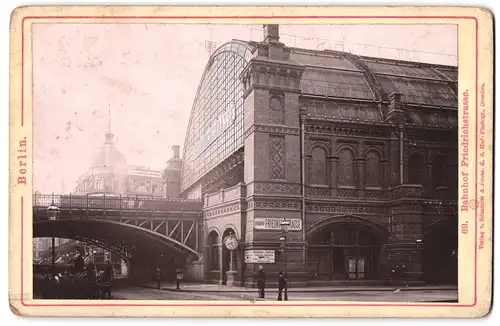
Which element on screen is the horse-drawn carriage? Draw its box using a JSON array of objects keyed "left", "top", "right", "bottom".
[
  {"left": 34, "top": 253, "right": 116, "bottom": 299},
  {"left": 35, "top": 269, "right": 116, "bottom": 299}
]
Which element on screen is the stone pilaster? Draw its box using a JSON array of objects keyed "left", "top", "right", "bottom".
[
  {"left": 389, "top": 133, "right": 400, "bottom": 187},
  {"left": 240, "top": 24, "right": 307, "bottom": 287},
  {"left": 385, "top": 185, "right": 425, "bottom": 285},
  {"left": 425, "top": 162, "right": 433, "bottom": 194}
]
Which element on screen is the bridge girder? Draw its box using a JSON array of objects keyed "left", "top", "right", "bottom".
[{"left": 33, "top": 218, "right": 202, "bottom": 263}]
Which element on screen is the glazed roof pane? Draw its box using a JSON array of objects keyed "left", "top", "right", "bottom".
[
  {"left": 301, "top": 69, "right": 375, "bottom": 100},
  {"left": 377, "top": 75, "right": 457, "bottom": 107},
  {"left": 289, "top": 51, "right": 359, "bottom": 70},
  {"left": 365, "top": 61, "right": 457, "bottom": 82}
]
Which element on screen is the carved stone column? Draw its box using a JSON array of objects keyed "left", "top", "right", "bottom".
[
  {"left": 330, "top": 157, "right": 339, "bottom": 196},
  {"left": 305, "top": 154, "right": 312, "bottom": 185},
  {"left": 389, "top": 132, "right": 400, "bottom": 187},
  {"left": 355, "top": 158, "right": 366, "bottom": 198}
]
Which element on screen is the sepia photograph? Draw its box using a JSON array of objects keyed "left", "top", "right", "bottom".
[{"left": 30, "top": 21, "right": 461, "bottom": 303}]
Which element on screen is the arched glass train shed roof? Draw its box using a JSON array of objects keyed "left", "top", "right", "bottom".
[
  {"left": 180, "top": 41, "right": 252, "bottom": 193},
  {"left": 180, "top": 40, "right": 458, "bottom": 194}
]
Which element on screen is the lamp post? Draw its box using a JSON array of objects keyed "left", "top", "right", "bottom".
[
  {"left": 408, "top": 238, "right": 424, "bottom": 285},
  {"left": 280, "top": 219, "right": 290, "bottom": 301},
  {"left": 46, "top": 202, "right": 60, "bottom": 276}
]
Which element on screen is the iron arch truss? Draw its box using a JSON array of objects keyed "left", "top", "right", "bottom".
[{"left": 34, "top": 219, "right": 201, "bottom": 262}]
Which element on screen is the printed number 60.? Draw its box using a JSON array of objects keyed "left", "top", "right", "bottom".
[{"left": 461, "top": 223, "right": 468, "bottom": 234}]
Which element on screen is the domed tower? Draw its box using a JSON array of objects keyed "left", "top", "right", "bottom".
[{"left": 90, "top": 128, "right": 128, "bottom": 196}]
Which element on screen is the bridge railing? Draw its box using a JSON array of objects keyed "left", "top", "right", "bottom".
[{"left": 33, "top": 193, "right": 203, "bottom": 213}]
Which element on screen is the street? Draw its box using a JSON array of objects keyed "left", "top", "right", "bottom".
[
  {"left": 112, "top": 286, "right": 458, "bottom": 302},
  {"left": 113, "top": 286, "right": 259, "bottom": 301}
]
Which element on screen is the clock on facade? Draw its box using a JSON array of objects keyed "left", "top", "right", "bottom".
[{"left": 223, "top": 235, "right": 239, "bottom": 251}]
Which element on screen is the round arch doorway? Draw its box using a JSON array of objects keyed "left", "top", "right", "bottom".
[{"left": 307, "top": 225, "right": 382, "bottom": 281}]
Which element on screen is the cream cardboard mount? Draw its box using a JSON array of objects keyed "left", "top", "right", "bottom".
[{"left": 8, "top": 5, "right": 494, "bottom": 318}]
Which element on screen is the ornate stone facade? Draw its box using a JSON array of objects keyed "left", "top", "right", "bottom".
[{"left": 181, "top": 25, "right": 458, "bottom": 286}]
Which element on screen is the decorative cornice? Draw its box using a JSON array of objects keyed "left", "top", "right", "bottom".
[
  {"left": 305, "top": 124, "right": 392, "bottom": 138},
  {"left": 247, "top": 199, "right": 302, "bottom": 211},
  {"left": 252, "top": 182, "right": 302, "bottom": 195},
  {"left": 244, "top": 124, "right": 301, "bottom": 139},
  {"left": 306, "top": 204, "right": 388, "bottom": 214},
  {"left": 240, "top": 59, "right": 305, "bottom": 99},
  {"left": 204, "top": 202, "right": 246, "bottom": 219},
  {"left": 391, "top": 205, "right": 423, "bottom": 214},
  {"left": 243, "top": 84, "right": 302, "bottom": 99}
]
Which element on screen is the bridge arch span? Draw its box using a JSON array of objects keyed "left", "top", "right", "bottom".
[{"left": 34, "top": 219, "right": 200, "bottom": 263}]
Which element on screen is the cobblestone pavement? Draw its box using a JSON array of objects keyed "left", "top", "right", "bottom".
[{"left": 113, "top": 286, "right": 458, "bottom": 302}]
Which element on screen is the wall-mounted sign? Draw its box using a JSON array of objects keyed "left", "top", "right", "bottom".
[
  {"left": 244, "top": 250, "right": 275, "bottom": 264},
  {"left": 223, "top": 234, "right": 239, "bottom": 251},
  {"left": 254, "top": 218, "right": 302, "bottom": 231}
]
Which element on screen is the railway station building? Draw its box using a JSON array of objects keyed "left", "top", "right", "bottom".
[{"left": 168, "top": 24, "right": 459, "bottom": 287}]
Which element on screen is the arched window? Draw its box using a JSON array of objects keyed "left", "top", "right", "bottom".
[
  {"left": 432, "top": 155, "right": 445, "bottom": 188},
  {"left": 207, "top": 231, "right": 220, "bottom": 271},
  {"left": 365, "top": 151, "right": 381, "bottom": 187},
  {"left": 309, "top": 147, "right": 327, "bottom": 185},
  {"left": 408, "top": 153, "right": 425, "bottom": 184},
  {"left": 337, "top": 148, "right": 355, "bottom": 187}
]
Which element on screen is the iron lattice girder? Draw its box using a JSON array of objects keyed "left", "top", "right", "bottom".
[{"left": 120, "top": 218, "right": 199, "bottom": 248}]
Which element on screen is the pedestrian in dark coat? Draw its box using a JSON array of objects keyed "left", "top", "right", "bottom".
[
  {"left": 391, "top": 263, "right": 407, "bottom": 292},
  {"left": 86, "top": 263, "right": 98, "bottom": 299},
  {"left": 175, "top": 269, "right": 183, "bottom": 290},
  {"left": 156, "top": 268, "right": 162, "bottom": 289},
  {"left": 100, "top": 261, "right": 114, "bottom": 299},
  {"left": 277, "top": 272, "right": 286, "bottom": 301},
  {"left": 257, "top": 265, "right": 266, "bottom": 298}
]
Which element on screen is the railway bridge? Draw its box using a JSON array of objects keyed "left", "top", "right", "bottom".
[{"left": 33, "top": 193, "right": 204, "bottom": 281}]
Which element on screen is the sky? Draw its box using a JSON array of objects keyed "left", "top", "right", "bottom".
[{"left": 32, "top": 23, "right": 457, "bottom": 194}]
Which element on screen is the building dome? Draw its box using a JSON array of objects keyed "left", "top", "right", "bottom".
[
  {"left": 92, "top": 137, "right": 128, "bottom": 169},
  {"left": 91, "top": 132, "right": 129, "bottom": 195}
]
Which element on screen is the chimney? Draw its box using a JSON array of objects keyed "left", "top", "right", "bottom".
[
  {"left": 262, "top": 24, "right": 286, "bottom": 61},
  {"left": 172, "top": 145, "right": 180, "bottom": 159},
  {"left": 263, "top": 24, "right": 280, "bottom": 43},
  {"left": 385, "top": 92, "right": 405, "bottom": 124},
  {"left": 389, "top": 92, "right": 403, "bottom": 111}
]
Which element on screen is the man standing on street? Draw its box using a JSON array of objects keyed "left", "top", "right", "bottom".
[
  {"left": 175, "top": 269, "right": 183, "bottom": 290},
  {"left": 257, "top": 265, "right": 266, "bottom": 299},
  {"left": 100, "top": 261, "right": 114, "bottom": 299},
  {"left": 277, "top": 272, "right": 285, "bottom": 301}
]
